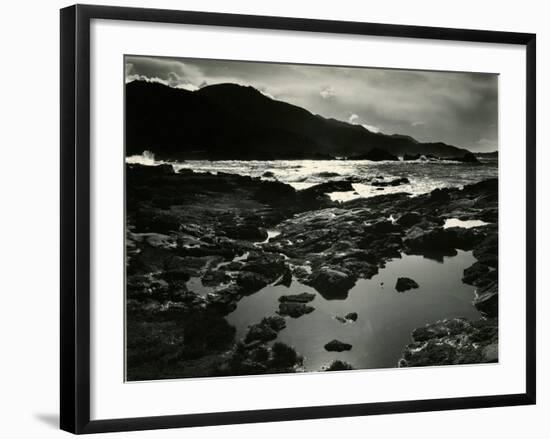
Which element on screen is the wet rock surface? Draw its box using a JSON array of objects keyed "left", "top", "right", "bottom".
[
  {"left": 126, "top": 163, "right": 498, "bottom": 378},
  {"left": 324, "top": 360, "right": 354, "bottom": 371},
  {"left": 395, "top": 277, "right": 419, "bottom": 292},
  {"left": 335, "top": 312, "right": 358, "bottom": 324},
  {"left": 324, "top": 340, "right": 353, "bottom": 352},
  {"left": 278, "top": 292, "right": 316, "bottom": 303},
  {"left": 244, "top": 316, "right": 287, "bottom": 343},
  {"left": 399, "top": 317, "right": 498, "bottom": 367},
  {"left": 277, "top": 302, "right": 315, "bottom": 318}
]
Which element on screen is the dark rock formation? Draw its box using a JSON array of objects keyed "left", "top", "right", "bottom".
[
  {"left": 278, "top": 292, "right": 316, "bottom": 303},
  {"left": 352, "top": 148, "right": 399, "bottom": 161},
  {"left": 395, "top": 277, "right": 419, "bottom": 292},
  {"left": 217, "top": 341, "right": 303, "bottom": 376},
  {"left": 308, "top": 266, "right": 356, "bottom": 300},
  {"left": 277, "top": 302, "right": 315, "bottom": 318},
  {"left": 473, "top": 282, "right": 498, "bottom": 318},
  {"left": 335, "top": 312, "right": 358, "bottom": 323},
  {"left": 300, "top": 180, "right": 354, "bottom": 198},
  {"left": 399, "top": 318, "right": 498, "bottom": 367},
  {"left": 125, "top": 161, "right": 499, "bottom": 378},
  {"left": 452, "top": 152, "right": 480, "bottom": 163},
  {"left": 325, "top": 360, "right": 354, "bottom": 371},
  {"left": 236, "top": 271, "right": 269, "bottom": 294},
  {"left": 345, "top": 312, "right": 358, "bottom": 322},
  {"left": 274, "top": 266, "right": 293, "bottom": 287},
  {"left": 244, "top": 316, "right": 287, "bottom": 344},
  {"left": 396, "top": 211, "right": 422, "bottom": 227},
  {"left": 324, "top": 340, "right": 353, "bottom": 352},
  {"left": 371, "top": 177, "right": 410, "bottom": 187}
]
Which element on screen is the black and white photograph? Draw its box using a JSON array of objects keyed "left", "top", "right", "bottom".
[{"left": 125, "top": 56, "right": 499, "bottom": 381}]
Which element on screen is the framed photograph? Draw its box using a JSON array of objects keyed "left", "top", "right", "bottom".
[{"left": 60, "top": 4, "right": 536, "bottom": 434}]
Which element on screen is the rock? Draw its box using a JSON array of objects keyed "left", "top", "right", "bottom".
[
  {"left": 336, "top": 312, "right": 358, "bottom": 323},
  {"left": 345, "top": 312, "right": 358, "bottom": 321},
  {"left": 482, "top": 343, "right": 498, "bottom": 362},
  {"left": 220, "top": 340, "right": 303, "bottom": 376},
  {"left": 270, "top": 342, "right": 302, "bottom": 368},
  {"left": 202, "top": 270, "right": 231, "bottom": 287},
  {"left": 241, "top": 253, "right": 286, "bottom": 282},
  {"left": 444, "top": 226, "right": 486, "bottom": 250},
  {"left": 352, "top": 148, "right": 399, "bottom": 161},
  {"left": 236, "top": 271, "right": 269, "bottom": 294},
  {"left": 412, "top": 318, "right": 470, "bottom": 342},
  {"left": 396, "top": 212, "right": 422, "bottom": 227},
  {"left": 278, "top": 292, "right": 316, "bottom": 303},
  {"left": 325, "top": 360, "right": 353, "bottom": 371},
  {"left": 308, "top": 267, "right": 356, "bottom": 300},
  {"left": 249, "top": 345, "right": 270, "bottom": 362},
  {"left": 157, "top": 269, "right": 191, "bottom": 282},
  {"left": 403, "top": 153, "right": 421, "bottom": 161},
  {"left": 368, "top": 219, "right": 401, "bottom": 234},
  {"left": 395, "top": 277, "right": 419, "bottom": 292},
  {"left": 473, "top": 282, "right": 498, "bottom": 317},
  {"left": 315, "top": 171, "right": 341, "bottom": 178},
  {"left": 253, "top": 180, "right": 297, "bottom": 205},
  {"left": 453, "top": 152, "right": 480, "bottom": 163},
  {"left": 127, "top": 163, "right": 174, "bottom": 176},
  {"left": 462, "top": 262, "right": 495, "bottom": 288},
  {"left": 300, "top": 180, "right": 354, "bottom": 198},
  {"left": 324, "top": 340, "right": 352, "bottom": 352},
  {"left": 262, "top": 171, "right": 275, "bottom": 177},
  {"left": 404, "top": 225, "right": 484, "bottom": 255},
  {"left": 429, "top": 188, "right": 451, "bottom": 203},
  {"left": 244, "top": 316, "right": 287, "bottom": 343},
  {"left": 274, "top": 266, "right": 293, "bottom": 287},
  {"left": 277, "top": 302, "right": 315, "bottom": 318},
  {"left": 263, "top": 315, "right": 287, "bottom": 331},
  {"left": 372, "top": 177, "right": 410, "bottom": 187},
  {"left": 473, "top": 234, "right": 498, "bottom": 268},
  {"left": 245, "top": 323, "right": 277, "bottom": 344},
  {"left": 223, "top": 224, "right": 268, "bottom": 242},
  {"left": 399, "top": 317, "right": 498, "bottom": 367},
  {"left": 404, "top": 226, "right": 455, "bottom": 255}
]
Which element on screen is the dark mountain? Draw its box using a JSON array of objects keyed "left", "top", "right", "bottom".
[
  {"left": 351, "top": 148, "right": 399, "bottom": 161},
  {"left": 125, "top": 81, "right": 472, "bottom": 160},
  {"left": 475, "top": 151, "right": 498, "bottom": 158}
]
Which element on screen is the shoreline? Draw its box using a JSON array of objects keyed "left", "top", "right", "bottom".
[{"left": 126, "top": 163, "right": 498, "bottom": 380}]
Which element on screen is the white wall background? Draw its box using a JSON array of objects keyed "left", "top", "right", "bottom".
[{"left": 0, "top": 0, "right": 546, "bottom": 437}]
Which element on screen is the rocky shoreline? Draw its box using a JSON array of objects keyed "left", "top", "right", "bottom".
[{"left": 126, "top": 163, "right": 498, "bottom": 380}]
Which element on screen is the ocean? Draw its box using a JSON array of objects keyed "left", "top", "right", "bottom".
[{"left": 127, "top": 152, "right": 498, "bottom": 202}]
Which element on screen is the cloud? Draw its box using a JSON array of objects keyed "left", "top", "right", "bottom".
[
  {"left": 124, "top": 55, "right": 498, "bottom": 151},
  {"left": 126, "top": 73, "right": 198, "bottom": 91},
  {"left": 361, "top": 124, "right": 380, "bottom": 133},
  {"left": 125, "top": 57, "right": 203, "bottom": 90},
  {"left": 348, "top": 114, "right": 380, "bottom": 133},
  {"left": 320, "top": 86, "right": 336, "bottom": 99}
]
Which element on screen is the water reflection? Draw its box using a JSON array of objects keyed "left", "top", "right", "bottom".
[{"left": 226, "top": 250, "right": 481, "bottom": 371}]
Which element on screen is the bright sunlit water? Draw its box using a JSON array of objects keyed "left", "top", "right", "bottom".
[{"left": 127, "top": 151, "right": 497, "bottom": 201}]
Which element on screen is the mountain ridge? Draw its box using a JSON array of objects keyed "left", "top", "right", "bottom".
[{"left": 125, "top": 80, "right": 472, "bottom": 160}]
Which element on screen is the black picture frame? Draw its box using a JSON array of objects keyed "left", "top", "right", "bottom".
[{"left": 60, "top": 4, "right": 536, "bottom": 434}]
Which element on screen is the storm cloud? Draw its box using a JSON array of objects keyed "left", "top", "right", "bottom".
[{"left": 125, "top": 55, "right": 498, "bottom": 152}]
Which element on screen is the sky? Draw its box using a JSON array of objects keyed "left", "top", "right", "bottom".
[{"left": 125, "top": 55, "right": 498, "bottom": 152}]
